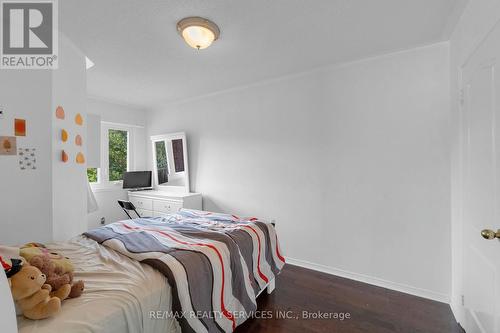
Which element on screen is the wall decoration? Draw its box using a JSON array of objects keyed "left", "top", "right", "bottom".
[
  {"left": 75, "top": 134, "right": 82, "bottom": 146},
  {"left": 61, "top": 150, "right": 68, "bottom": 163},
  {"left": 75, "top": 113, "right": 83, "bottom": 126},
  {"left": 14, "top": 118, "right": 26, "bottom": 136},
  {"left": 18, "top": 148, "right": 36, "bottom": 170},
  {"left": 61, "top": 129, "right": 68, "bottom": 142},
  {"left": 76, "top": 152, "right": 85, "bottom": 164},
  {"left": 56, "top": 106, "right": 65, "bottom": 120},
  {"left": 0, "top": 136, "right": 16, "bottom": 155}
]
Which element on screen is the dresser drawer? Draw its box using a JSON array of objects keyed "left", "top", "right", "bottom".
[
  {"left": 129, "top": 197, "right": 153, "bottom": 211},
  {"left": 136, "top": 208, "right": 153, "bottom": 218},
  {"left": 153, "top": 199, "right": 182, "bottom": 214}
]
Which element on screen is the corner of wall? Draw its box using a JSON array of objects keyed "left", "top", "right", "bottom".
[{"left": 51, "top": 32, "right": 88, "bottom": 241}]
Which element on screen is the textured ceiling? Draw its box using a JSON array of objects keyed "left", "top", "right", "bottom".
[{"left": 60, "top": 0, "right": 461, "bottom": 108}]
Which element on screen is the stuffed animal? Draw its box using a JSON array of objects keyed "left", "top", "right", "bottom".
[
  {"left": 20, "top": 244, "right": 84, "bottom": 298},
  {"left": 68, "top": 279, "right": 84, "bottom": 298},
  {"left": 29, "top": 256, "right": 72, "bottom": 300},
  {"left": 20, "top": 244, "right": 74, "bottom": 274},
  {"left": 8, "top": 262, "right": 61, "bottom": 320}
]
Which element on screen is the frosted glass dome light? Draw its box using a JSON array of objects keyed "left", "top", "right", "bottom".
[{"left": 177, "top": 17, "right": 220, "bottom": 50}]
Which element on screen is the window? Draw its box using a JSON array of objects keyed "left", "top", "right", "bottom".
[
  {"left": 87, "top": 123, "right": 134, "bottom": 186},
  {"left": 87, "top": 168, "right": 98, "bottom": 182},
  {"left": 108, "top": 129, "right": 128, "bottom": 181}
]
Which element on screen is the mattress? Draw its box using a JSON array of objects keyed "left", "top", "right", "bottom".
[{"left": 17, "top": 236, "right": 181, "bottom": 333}]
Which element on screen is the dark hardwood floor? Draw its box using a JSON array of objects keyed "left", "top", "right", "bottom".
[{"left": 236, "top": 265, "right": 464, "bottom": 333}]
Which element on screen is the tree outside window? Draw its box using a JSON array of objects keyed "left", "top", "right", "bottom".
[
  {"left": 155, "top": 141, "right": 168, "bottom": 184},
  {"left": 108, "top": 129, "right": 128, "bottom": 181},
  {"left": 86, "top": 125, "right": 132, "bottom": 185},
  {"left": 87, "top": 168, "right": 98, "bottom": 182}
]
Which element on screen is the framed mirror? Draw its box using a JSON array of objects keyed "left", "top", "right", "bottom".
[{"left": 151, "top": 132, "right": 190, "bottom": 193}]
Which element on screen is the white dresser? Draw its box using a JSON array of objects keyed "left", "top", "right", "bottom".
[{"left": 128, "top": 190, "right": 202, "bottom": 218}]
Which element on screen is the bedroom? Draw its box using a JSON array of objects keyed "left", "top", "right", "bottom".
[{"left": 0, "top": 0, "right": 498, "bottom": 332}]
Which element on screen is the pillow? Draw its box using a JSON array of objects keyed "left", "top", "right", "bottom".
[
  {"left": 178, "top": 208, "right": 259, "bottom": 223},
  {"left": 0, "top": 246, "right": 21, "bottom": 263}
]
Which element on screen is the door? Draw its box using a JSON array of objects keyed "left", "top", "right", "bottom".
[{"left": 461, "top": 21, "right": 500, "bottom": 333}]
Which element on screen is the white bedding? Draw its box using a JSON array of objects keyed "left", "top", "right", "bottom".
[{"left": 17, "top": 236, "right": 181, "bottom": 333}]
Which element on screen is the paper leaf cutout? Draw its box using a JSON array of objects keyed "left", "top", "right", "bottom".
[
  {"left": 3, "top": 140, "right": 11, "bottom": 150},
  {"left": 61, "top": 150, "right": 68, "bottom": 163},
  {"left": 75, "top": 135, "right": 82, "bottom": 146},
  {"left": 56, "top": 106, "right": 65, "bottom": 120},
  {"left": 14, "top": 119, "right": 26, "bottom": 136},
  {"left": 76, "top": 152, "right": 85, "bottom": 164},
  {"left": 75, "top": 113, "right": 83, "bottom": 126},
  {"left": 61, "top": 129, "right": 68, "bottom": 142}
]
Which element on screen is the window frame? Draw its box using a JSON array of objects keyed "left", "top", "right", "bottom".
[{"left": 90, "top": 122, "right": 135, "bottom": 191}]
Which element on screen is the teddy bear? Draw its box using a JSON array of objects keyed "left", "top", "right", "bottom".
[
  {"left": 20, "top": 244, "right": 84, "bottom": 298},
  {"left": 29, "top": 255, "right": 72, "bottom": 300},
  {"left": 8, "top": 262, "right": 62, "bottom": 320},
  {"left": 29, "top": 255, "right": 84, "bottom": 299},
  {"left": 68, "top": 278, "right": 84, "bottom": 298}
]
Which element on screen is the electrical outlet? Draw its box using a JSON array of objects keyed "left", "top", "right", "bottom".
[
  {"left": 100, "top": 217, "right": 106, "bottom": 225},
  {"left": 0, "top": 107, "right": 4, "bottom": 119}
]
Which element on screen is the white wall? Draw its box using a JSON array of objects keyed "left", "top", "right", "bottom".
[
  {"left": 0, "top": 72, "right": 53, "bottom": 245},
  {"left": 86, "top": 98, "right": 147, "bottom": 229},
  {"left": 147, "top": 42, "right": 451, "bottom": 301},
  {"left": 52, "top": 34, "right": 88, "bottom": 242},
  {"left": 449, "top": 0, "right": 500, "bottom": 324},
  {"left": 0, "top": 34, "right": 87, "bottom": 245}
]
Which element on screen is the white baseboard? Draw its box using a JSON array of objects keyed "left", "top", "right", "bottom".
[
  {"left": 285, "top": 257, "right": 450, "bottom": 303},
  {"left": 450, "top": 301, "right": 464, "bottom": 327}
]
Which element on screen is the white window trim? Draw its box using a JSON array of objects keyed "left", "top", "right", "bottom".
[{"left": 90, "top": 122, "right": 135, "bottom": 191}]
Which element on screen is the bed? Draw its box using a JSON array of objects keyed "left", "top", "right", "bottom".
[
  {"left": 16, "top": 209, "right": 285, "bottom": 333},
  {"left": 17, "top": 236, "right": 180, "bottom": 333}
]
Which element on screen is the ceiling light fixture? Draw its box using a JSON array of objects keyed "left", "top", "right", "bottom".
[{"left": 177, "top": 17, "right": 220, "bottom": 50}]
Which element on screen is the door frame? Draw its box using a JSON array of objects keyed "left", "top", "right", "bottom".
[{"left": 452, "top": 19, "right": 500, "bottom": 329}]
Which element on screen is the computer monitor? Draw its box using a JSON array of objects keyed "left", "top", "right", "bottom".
[{"left": 122, "top": 171, "right": 152, "bottom": 190}]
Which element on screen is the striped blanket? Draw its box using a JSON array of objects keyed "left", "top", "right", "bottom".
[{"left": 83, "top": 209, "right": 285, "bottom": 333}]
